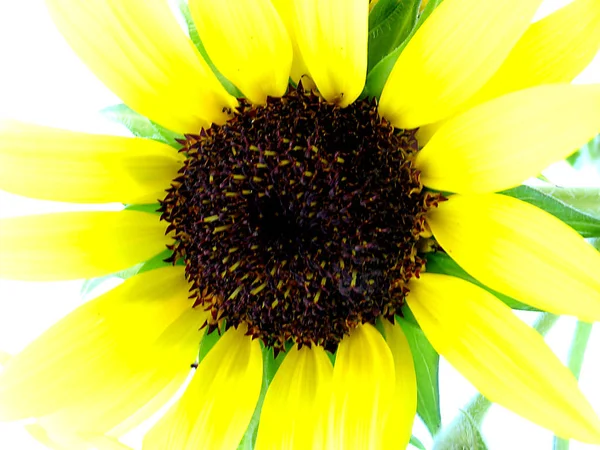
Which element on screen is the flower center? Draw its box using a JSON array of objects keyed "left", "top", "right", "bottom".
[{"left": 160, "top": 87, "right": 442, "bottom": 352}]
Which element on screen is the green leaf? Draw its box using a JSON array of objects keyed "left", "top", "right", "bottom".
[
  {"left": 567, "top": 134, "right": 600, "bottom": 174},
  {"left": 80, "top": 275, "right": 115, "bottom": 297},
  {"left": 177, "top": 0, "right": 243, "bottom": 98},
  {"left": 363, "top": 0, "right": 444, "bottom": 99},
  {"left": 237, "top": 346, "right": 286, "bottom": 449},
  {"left": 424, "top": 252, "right": 539, "bottom": 312},
  {"left": 432, "top": 409, "right": 489, "bottom": 450},
  {"left": 398, "top": 316, "right": 441, "bottom": 437},
  {"left": 409, "top": 434, "right": 427, "bottom": 450},
  {"left": 368, "top": 0, "right": 421, "bottom": 72},
  {"left": 553, "top": 320, "right": 594, "bottom": 450},
  {"left": 124, "top": 203, "right": 161, "bottom": 214},
  {"left": 102, "top": 104, "right": 183, "bottom": 148},
  {"left": 502, "top": 185, "right": 600, "bottom": 238}
]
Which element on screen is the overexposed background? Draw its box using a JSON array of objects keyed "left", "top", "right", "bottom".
[{"left": 0, "top": 1, "right": 599, "bottom": 449}]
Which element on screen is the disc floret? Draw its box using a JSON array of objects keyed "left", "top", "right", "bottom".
[{"left": 160, "top": 87, "right": 443, "bottom": 352}]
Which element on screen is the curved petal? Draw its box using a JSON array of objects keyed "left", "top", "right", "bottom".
[
  {"left": 378, "top": 0, "right": 543, "bottom": 129},
  {"left": 27, "top": 424, "right": 133, "bottom": 450},
  {"left": 290, "top": 0, "right": 368, "bottom": 106},
  {"left": 415, "top": 84, "right": 600, "bottom": 194},
  {"left": 418, "top": 0, "right": 600, "bottom": 142},
  {"left": 142, "top": 326, "right": 262, "bottom": 450},
  {"left": 326, "top": 323, "right": 395, "bottom": 449},
  {"left": 189, "top": 0, "right": 292, "bottom": 104},
  {"left": 407, "top": 273, "right": 600, "bottom": 443},
  {"left": 271, "top": 0, "right": 313, "bottom": 87},
  {"left": 45, "top": 0, "right": 236, "bottom": 134},
  {"left": 255, "top": 345, "right": 333, "bottom": 449},
  {"left": 0, "top": 267, "right": 204, "bottom": 429},
  {"left": 381, "top": 320, "right": 417, "bottom": 449},
  {"left": 0, "top": 121, "right": 181, "bottom": 204},
  {"left": 0, "top": 211, "right": 169, "bottom": 281},
  {"left": 427, "top": 194, "right": 600, "bottom": 321}
]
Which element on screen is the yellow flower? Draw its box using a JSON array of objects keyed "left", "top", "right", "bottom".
[{"left": 1, "top": 0, "right": 600, "bottom": 449}]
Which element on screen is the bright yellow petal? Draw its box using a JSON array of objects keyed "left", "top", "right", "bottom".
[
  {"left": 415, "top": 84, "right": 600, "bottom": 194},
  {"left": 290, "top": 0, "right": 368, "bottom": 106},
  {"left": 189, "top": 0, "right": 292, "bottom": 104},
  {"left": 428, "top": 194, "right": 600, "bottom": 321},
  {"left": 255, "top": 345, "right": 333, "bottom": 449},
  {"left": 143, "top": 327, "right": 262, "bottom": 450},
  {"left": 0, "top": 267, "right": 204, "bottom": 431},
  {"left": 0, "top": 121, "right": 181, "bottom": 204},
  {"left": 381, "top": 320, "right": 417, "bottom": 449},
  {"left": 271, "top": 0, "right": 313, "bottom": 87},
  {"left": 418, "top": 0, "right": 600, "bottom": 142},
  {"left": 472, "top": 0, "right": 600, "bottom": 106},
  {"left": 45, "top": 0, "right": 236, "bottom": 134},
  {"left": 407, "top": 273, "right": 600, "bottom": 443},
  {"left": 326, "top": 323, "right": 395, "bottom": 450},
  {"left": 378, "top": 0, "right": 543, "bottom": 129},
  {"left": 0, "top": 211, "right": 169, "bottom": 281}
]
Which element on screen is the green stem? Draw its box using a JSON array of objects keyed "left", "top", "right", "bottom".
[{"left": 552, "top": 321, "right": 594, "bottom": 450}]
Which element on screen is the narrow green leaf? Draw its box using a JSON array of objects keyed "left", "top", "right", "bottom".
[
  {"left": 368, "top": 0, "right": 420, "bottom": 71},
  {"left": 567, "top": 134, "right": 600, "bottom": 174},
  {"left": 124, "top": 203, "right": 161, "bottom": 214},
  {"left": 80, "top": 275, "right": 115, "bottom": 297},
  {"left": 102, "top": 104, "right": 183, "bottom": 148},
  {"left": 553, "top": 321, "right": 594, "bottom": 450},
  {"left": 363, "top": 0, "right": 444, "bottom": 99},
  {"left": 398, "top": 316, "right": 441, "bottom": 436},
  {"left": 177, "top": 0, "right": 243, "bottom": 98},
  {"left": 424, "top": 252, "right": 540, "bottom": 311},
  {"left": 237, "top": 346, "right": 286, "bottom": 449},
  {"left": 409, "top": 434, "right": 427, "bottom": 450},
  {"left": 502, "top": 185, "right": 600, "bottom": 238}
]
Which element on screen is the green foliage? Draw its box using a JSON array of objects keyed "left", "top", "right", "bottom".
[
  {"left": 502, "top": 185, "right": 600, "bottom": 238},
  {"left": 424, "top": 252, "right": 540, "bottom": 311},
  {"left": 102, "top": 104, "right": 183, "bottom": 148},
  {"left": 177, "top": 0, "right": 243, "bottom": 98},
  {"left": 433, "top": 409, "right": 489, "bottom": 450},
  {"left": 409, "top": 435, "right": 427, "bottom": 450},
  {"left": 124, "top": 203, "right": 161, "bottom": 214},
  {"left": 363, "top": 0, "right": 444, "bottom": 99},
  {"left": 368, "top": 0, "right": 421, "bottom": 71},
  {"left": 567, "top": 134, "right": 600, "bottom": 175},
  {"left": 238, "top": 346, "right": 286, "bottom": 449},
  {"left": 397, "top": 316, "right": 442, "bottom": 437}
]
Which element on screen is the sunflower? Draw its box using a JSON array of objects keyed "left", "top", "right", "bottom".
[{"left": 1, "top": 0, "right": 600, "bottom": 449}]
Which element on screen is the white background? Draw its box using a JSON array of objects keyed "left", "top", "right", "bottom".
[{"left": 0, "top": 1, "right": 599, "bottom": 449}]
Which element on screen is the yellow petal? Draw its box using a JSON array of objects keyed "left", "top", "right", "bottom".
[
  {"left": 255, "top": 345, "right": 333, "bottom": 449},
  {"left": 0, "top": 120, "right": 181, "bottom": 204},
  {"left": 290, "top": 0, "right": 368, "bottom": 106},
  {"left": 472, "top": 0, "right": 600, "bottom": 106},
  {"left": 27, "top": 423, "right": 134, "bottom": 450},
  {"left": 407, "top": 273, "right": 600, "bottom": 443},
  {"left": 271, "top": 0, "right": 312, "bottom": 87},
  {"left": 428, "top": 194, "right": 600, "bottom": 321},
  {"left": 381, "top": 320, "right": 417, "bottom": 449},
  {"left": 0, "top": 211, "right": 169, "bottom": 281},
  {"left": 326, "top": 323, "right": 395, "bottom": 450},
  {"left": 415, "top": 84, "right": 600, "bottom": 194},
  {"left": 0, "top": 267, "right": 204, "bottom": 431},
  {"left": 190, "top": 0, "right": 292, "bottom": 104},
  {"left": 46, "top": 0, "right": 236, "bottom": 134},
  {"left": 418, "top": 0, "right": 600, "bottom": 142},
  {"left": 378, "top": 0, "right": 543, "bottom": 129},
  {"left": 143, "top": 326, "right": 262, "bottom": 450}
]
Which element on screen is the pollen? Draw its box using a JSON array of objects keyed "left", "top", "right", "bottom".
[{"left": 159, "top": 86, "right": 443, "bottom": 352}]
